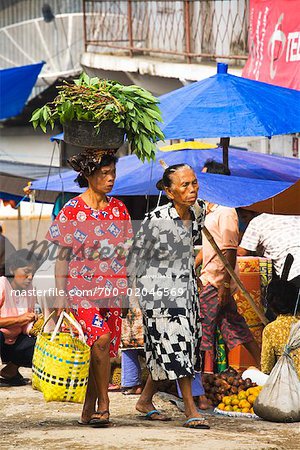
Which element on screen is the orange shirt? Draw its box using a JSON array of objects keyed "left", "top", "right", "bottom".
[{"left": 200, "top": 204, "right": 239, "bottom": 290}]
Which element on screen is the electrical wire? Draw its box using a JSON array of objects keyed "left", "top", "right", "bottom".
[
  {"left": 33, "top": 141, "right": 57, "bottom": 242},
  {"left": 146, "top": 159, "right": 153, "bottom": 214}
]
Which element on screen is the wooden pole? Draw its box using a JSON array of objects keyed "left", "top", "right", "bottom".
[
  {"left": 220, "top": 137, "right": 230, "bottom": 171},
  {"left": 184, "top": 0, "right": 192, "bottom": 64},
  {"left": 202, "top": 225, "right": 268, "bottom": 325},
  {"left": 127, "top": 0, "right": 133, "bottom": 57}
]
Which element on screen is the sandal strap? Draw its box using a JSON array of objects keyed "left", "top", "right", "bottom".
[
  {"left": 184, "top": 417, "right": 206, "bottom": 425},
  {"left": 145, "top": 409, "right": 160, "bottom": 418},
  {"left": 93, "top": 410, "right": 110, "bottom": 417}
]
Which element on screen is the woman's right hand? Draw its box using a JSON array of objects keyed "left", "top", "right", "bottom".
[{"left": 18, "top": 312, "right": 35, "bottom": 326}]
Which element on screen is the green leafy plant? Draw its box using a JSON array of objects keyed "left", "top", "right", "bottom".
[{"left": 30, "top": 72, "right": 164, "bottom": 161}]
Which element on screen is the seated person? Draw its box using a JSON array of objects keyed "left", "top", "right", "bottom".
[
  {"left": 244, "top": 278, "right": 300, "bottom": 385},
  {"left": 0, "top": 249, "right": 38, "bottom": 386},
  {"left": 260, "top": 278, "right": 300, "bottom": 378}
]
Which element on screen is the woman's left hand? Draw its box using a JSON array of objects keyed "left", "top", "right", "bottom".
[{"left": 217, "top": 285, "right": 231, "bottom": 307}]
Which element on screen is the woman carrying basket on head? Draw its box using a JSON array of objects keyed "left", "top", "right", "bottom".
[{"left": 46, "top": 150, "right": 133, "bottom": 426}]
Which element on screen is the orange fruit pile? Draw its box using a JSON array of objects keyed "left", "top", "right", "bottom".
[{"left": 217, "top": 386, "right": 262, "bottom": 414}]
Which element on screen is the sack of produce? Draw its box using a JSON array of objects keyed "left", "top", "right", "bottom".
[{"left": 254, "top": 321, "right": 300, "bottom": 422}]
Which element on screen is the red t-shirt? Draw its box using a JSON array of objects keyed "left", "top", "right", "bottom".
[{"left": 46, "top": 196, "right": 133, "bottom": 308}]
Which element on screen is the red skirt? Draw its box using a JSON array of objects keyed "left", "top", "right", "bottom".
[{"left": 72, "top": 300, "right": 122, "bottom": 357}]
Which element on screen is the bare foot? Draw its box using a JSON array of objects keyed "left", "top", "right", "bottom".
[
  {"left": 122, "top": 385, "right": 143, "bottom": 395},
  {"left": 0, "top": 363, "right": 20, "bottom": 379},
  {"left": 136, "top": 400, "right": 171, "bottom": 421},
  {"left": 108, "top": 383, "right": 121, "bottom": 391},
  {"left": 196, "top": 395, "right": 213, "bottom": 410},
  {"left": 80, "top": 409, "right": 96, "bottom": 424},
  {"left": 91, "top": 410, "right": 110, "bottom": 423}
]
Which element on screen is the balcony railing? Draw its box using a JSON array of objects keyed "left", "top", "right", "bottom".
[{"left": 83, "top": 0, "right": 248, "bottom": 65}]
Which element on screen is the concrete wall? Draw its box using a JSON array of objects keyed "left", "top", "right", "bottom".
[{"left": 0, "top": 128, "right": 60, "bottom": 166}]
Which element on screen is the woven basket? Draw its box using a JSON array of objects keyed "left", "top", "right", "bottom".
[
  {"left": 63, "top": 120, "right": 125, "bottom": 149},
  {"left": 32, "top": 312, "right": 90, "bottom": 403}
]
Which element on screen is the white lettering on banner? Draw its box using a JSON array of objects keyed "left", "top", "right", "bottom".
[
  {"left": 286, "top": 32, "right": 300, "bottom": 62},
  {"left": 268, "top": 13, "right": 286, "bottom": 79},
  {"left": 253, "top": 11, "right": 262, "bottom": 78},
  {"left": 253, "top": 7, "right": 270, "bottom": 80}
]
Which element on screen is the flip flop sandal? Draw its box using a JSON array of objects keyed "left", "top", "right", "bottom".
[
  {"left": 183, "top": 417, "right": 210, "bottom": 429},
  {"left": 144, "top": 409, "right": 171, "bottom": 421},
  {"left": 89, "top": 410, "right": 110, "bottom": 426},
  {"left": 122, "top": 387, "right": 142, "bottom": 396},
  {"left": 0, "top": 376, "right": 29, "bottom": 387},
  {"left": 77, "top": 420, "right": 94, "bottom": 426}
]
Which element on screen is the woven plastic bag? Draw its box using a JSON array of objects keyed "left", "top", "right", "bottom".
[
  {"left": 32, "top": 311, "right": 90, "bottom": 403},
  {"left": 254, "top": 321, "right": 300, "bottom": 422}
]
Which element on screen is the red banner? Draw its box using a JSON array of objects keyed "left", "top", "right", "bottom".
[{"left": 243, "top": 0, "right": 300, "bottom": 90}]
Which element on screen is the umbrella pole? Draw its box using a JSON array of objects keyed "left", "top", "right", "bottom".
[
  {"left": 202, "top": 225, "right": 268, "bottom": 325},
  {"left": 220, "top": 137, "right": 230, "bottom": 171}
]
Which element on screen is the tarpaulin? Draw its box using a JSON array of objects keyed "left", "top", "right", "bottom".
[
  {"left": 30, "top": 147, "right": 299, "bottom": 209},
  {"left": 159, "top": 63, "right": 300, "bottom": 139},
  {"left": 0, "top": 62, "right": 44, "bottom": 120},
  {"left": 247, "top": 179, "right": 300, "bottom": 214},
  {"left": 243, "top": 0, "right": 300, "bottom": 90}
]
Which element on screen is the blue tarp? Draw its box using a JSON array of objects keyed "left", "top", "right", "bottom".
[
  {"left": 50, "top": 132, "right": 64, "bottom": 142},
  {"left": 159, "top": 63, "right": 300, "bottom": 139},
  {"left": 0, "top": 62, "right": 44, "bottom": 120},
  {"left": 115, "top": 171, "right": 292, "bottom": 208},
  {"left": 30, "top": 147, "right": 299, "bottom": 208}
]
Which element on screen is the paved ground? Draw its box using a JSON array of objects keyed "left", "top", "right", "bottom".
[{"left": 0, "top": 369, "right": 299, "bottom": 450}]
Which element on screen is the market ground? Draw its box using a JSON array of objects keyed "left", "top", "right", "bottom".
[{"left": 0, "top": 369, "right": 299, "bottom": 450}]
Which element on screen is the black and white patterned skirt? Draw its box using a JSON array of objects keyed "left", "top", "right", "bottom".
[{"left": 143, "top": 305, "right": 202, "bottom": 381}]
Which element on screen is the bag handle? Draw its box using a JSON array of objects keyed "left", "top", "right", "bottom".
[
  {"left": 293, "top": 289, "right": 300, "bottom": 317},
  {"left": 50, "top": 311, "right": 86, "bottom": 343},
  {"left": 40, "top": 310, "right": 56, "bottom": 333}
]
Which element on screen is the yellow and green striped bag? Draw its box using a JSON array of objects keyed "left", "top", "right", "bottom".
[{"left": 32, "top": 312, "right": 90, "bottom": 403}]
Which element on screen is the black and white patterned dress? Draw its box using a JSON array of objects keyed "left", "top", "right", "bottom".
[{"left": 127, "top": 202, "right": 205, "bottom": 381}]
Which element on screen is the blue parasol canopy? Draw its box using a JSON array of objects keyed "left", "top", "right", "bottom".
[{"left": 159, "top": 63, "right": 300, "bottom": 139}]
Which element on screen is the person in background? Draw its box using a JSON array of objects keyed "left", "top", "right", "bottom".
[
  {"left": 244, "top": 277, "right": 300, "bottom": 384},
  {"left": 0, "top": 249, "right": 38, "bottom": 386},
  {"left": 238, "top": 213, "right": 300, "bottom": 288},
  {"left": 127, "top": 164, "right": 210, "bottom": 429},
  {"left": 261, "top": 278, "right": 300, "bottom": 377},
  {"left": 121, "top": 302, "right": 144, "bottom": 395},
  {"left": 0, "top": 225, "right": 16, "bottom": 277},
  {"left": 236, "top": 208, "right": 258, "bottom": 243},
  {"left": 121, "top": 349, "right": 143, "bottom": 395},
  {"left": 197, "top": 159, "right": 261, "bottom": 368},
  {"left": 51, "top": 193, "right": 75, "bottom": 221}
]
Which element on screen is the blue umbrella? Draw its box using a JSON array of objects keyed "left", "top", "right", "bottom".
[{"left": 159, "top": 63, "right": 300, "bottom": 166}]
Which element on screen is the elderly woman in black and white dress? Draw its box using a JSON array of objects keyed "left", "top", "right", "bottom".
[{"left": 127, "top": 164, "right": 210, "bottom": 429}]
